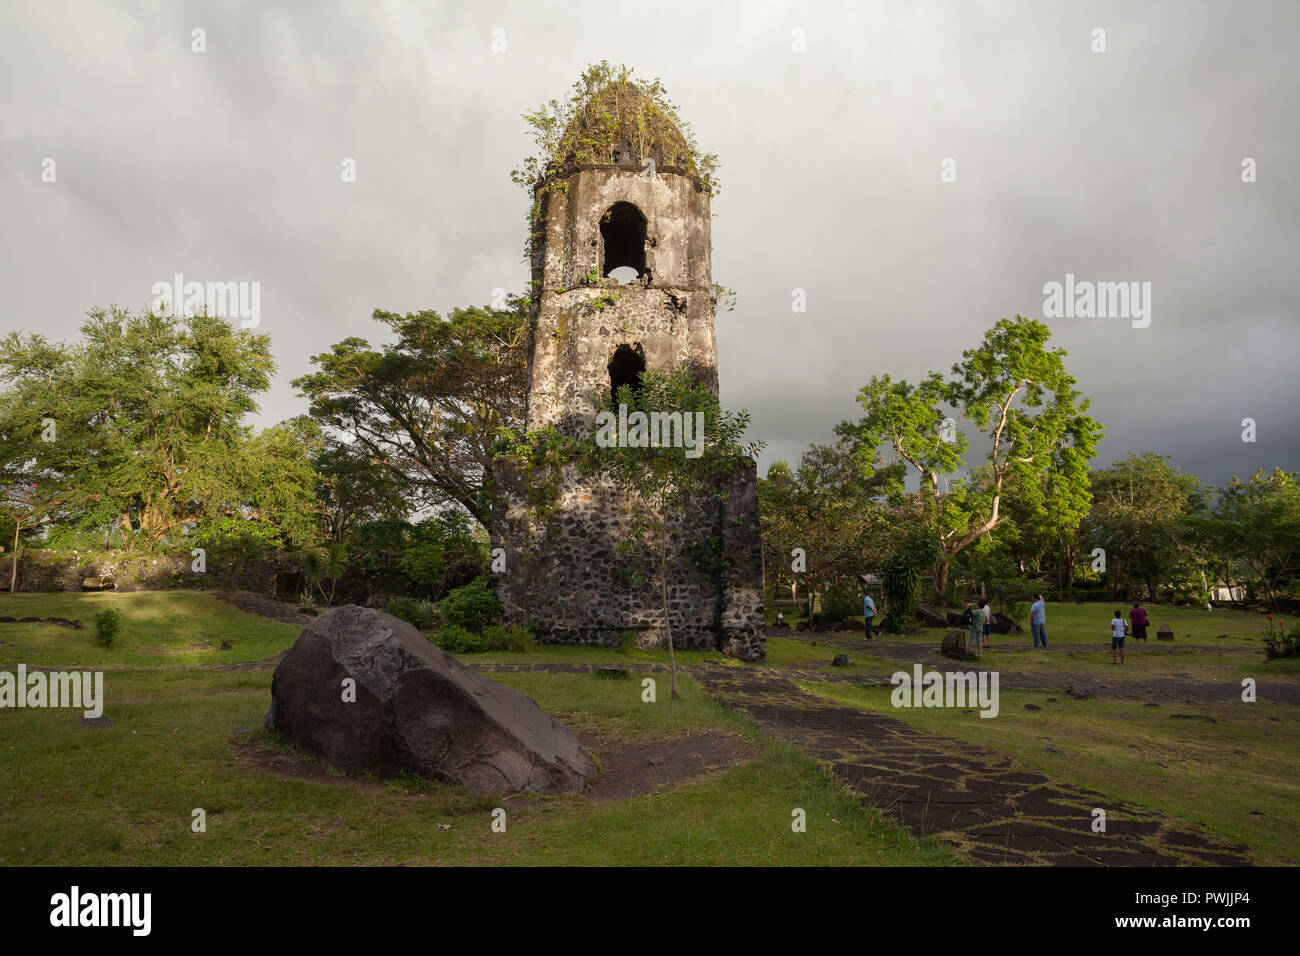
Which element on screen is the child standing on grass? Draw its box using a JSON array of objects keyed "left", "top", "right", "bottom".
[{"left": 1110, "top": 609, "right": 1128, "bottom": 664}]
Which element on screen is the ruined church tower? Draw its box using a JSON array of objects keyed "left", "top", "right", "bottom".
[{"left": 491, "top": 75, "right": 765, "bottom": 662}]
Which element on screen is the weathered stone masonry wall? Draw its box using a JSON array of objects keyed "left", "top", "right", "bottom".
[{"left": 491, "top": 458, "right": 764, "bottom": 661}]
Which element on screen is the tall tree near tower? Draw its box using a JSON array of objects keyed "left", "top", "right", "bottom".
[{"left": 837, "top": 316, "right": 1102, "bottom": 603}]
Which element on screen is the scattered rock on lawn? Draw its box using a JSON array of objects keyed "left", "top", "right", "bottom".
[
  {"left": 1025, "top": 703, "right": 1042, "bottom": 711},
  {"left": 941, "top": 629, "right": 978, "bottom": 662},
  {"left": 989, "top": 612, "right": 1021, "bottom": 634},
  {"left": 266, "top": 605, "right": 596, "bottom": 794},
  {"left": 916, "top": 605, "right": 948, "bottom": 628},
  {"left": 831, "top": 654, "right": 851, "bottom": 667}
]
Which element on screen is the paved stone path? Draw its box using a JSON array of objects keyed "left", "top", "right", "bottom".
[
  {"left": 695, "top": 665, "right": 1252, "bottom": 866},
  {"left": 473, "top": 659, "right": 1254, "bottom": 866}
]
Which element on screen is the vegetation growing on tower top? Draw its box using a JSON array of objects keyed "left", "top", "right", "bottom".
[
  {"left": 512, "top": 61, "right": 720, "bottom": 193},
  {"left": 511, "top": 62, "right": 720, "bottom": 266}
]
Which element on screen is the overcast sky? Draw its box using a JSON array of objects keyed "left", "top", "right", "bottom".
[{"left": 3, "top": 0, "right": 1297, "bottom": 488}]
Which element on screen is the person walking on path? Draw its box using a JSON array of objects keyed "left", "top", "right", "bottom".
[
  {"left": 1030, "top": 594, "right": 1049, "bottom": 648},
  {"left": 863, "top": 591, "right": 879, "bottom": 639},
  {"left": 1129, "top": 602, "right": 1149, "bottom": 643},
  {"left": 1110, "top": 609, "right": 1128, "bottom": 664},
  {"left": 979, "top": 598, "right": 992, "bottom": 649}
]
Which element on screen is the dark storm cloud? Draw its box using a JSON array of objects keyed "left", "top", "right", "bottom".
[{"left": 2, "top": 0, "right": 1296, "bottom": 486}]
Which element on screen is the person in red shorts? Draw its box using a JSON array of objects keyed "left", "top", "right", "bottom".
[{"left": 1129, "top": 602, "right": 1149, "bottom": 642}]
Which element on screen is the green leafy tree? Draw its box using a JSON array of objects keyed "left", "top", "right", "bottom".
[
  {"left": 0, "top": 473, "right": 79, "bottom": 592},
  {"left": 313, "top": 441, "right": 410, "bottom": 542},
  {"left": 294, "top": 300, "right": 529, "bottom": 529},
  {"left": 0, "top": 307, "right": 316, "bottom": 550},
  {"left": 1083, "top": 453, "right": 1202, "bottom": 600},
  {"left": 837, "top": 317, "right": 1102, "bottom": 603},
  {"left": 878, "top": 529, "right": 941, "bottom": 633},
  {"left": 400, "top": 510, "right": 489, "bottom": 600},
  {"left": 1204, "top": 469, "right": 1300, "bottom": 610},
  {"left": 758, "top": 438, "right": 902, "bottom": 618}
]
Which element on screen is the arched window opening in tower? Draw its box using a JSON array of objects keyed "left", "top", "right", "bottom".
[
  {"left": 601, "top": 202, "right": 647, "bottom": 282},
  {"left": 608, "top": 344, "right": 646, "bottom": 404}
]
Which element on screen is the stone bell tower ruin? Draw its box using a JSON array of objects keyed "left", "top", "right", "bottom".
[{"left": 490, "top": 74, "right": 765, "bottom": 662}]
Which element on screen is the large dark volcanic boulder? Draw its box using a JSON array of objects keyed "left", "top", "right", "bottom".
[{"left": 266, "top": 605, "right": 596, "bottom": 794}]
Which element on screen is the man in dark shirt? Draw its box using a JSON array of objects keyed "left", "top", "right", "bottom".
[{"left": 1129, "top": 602, "right": 1149, "bottom": 642}]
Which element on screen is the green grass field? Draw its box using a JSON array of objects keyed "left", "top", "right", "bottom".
[
  {"left": 3, "top": 591, "right": 1295, "bottom": 866},
  {"left": 0, "top": 591, "right": 953, "bottom": 866},
  {"left": 0, "top": 591, "right": 300, "bottom": 668}
]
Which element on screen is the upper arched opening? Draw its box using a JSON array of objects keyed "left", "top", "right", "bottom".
[{"left": 601, "top": 202, "right": 647, "bottom": 279}]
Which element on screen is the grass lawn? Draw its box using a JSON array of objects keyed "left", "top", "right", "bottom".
[
  {"left": 0, "top": 591, "right": 299, "bottom": 668},
  {"left": 800, "top": 680, "right": 1300, "bottom": 865},
  {"left": 0, "top": 591, "right": 954, "bottom": 866},
  {"left": 829, "top": 601, "right": 1289, "bottom": 650},
  {"left": 970, "top": 643, "right": 1300, "bottom": 685}
]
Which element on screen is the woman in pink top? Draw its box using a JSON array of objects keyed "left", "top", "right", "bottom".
[{"left": 1129, "top": 602, "right": 1149, "bottom": 642}]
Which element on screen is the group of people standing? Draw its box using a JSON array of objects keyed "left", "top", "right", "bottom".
[
  {"left": 965, "top": 599, "right": 994, "bottom": 650},
  {"left": 859, "top": 587, "right": 1154, "bottom": 660}
]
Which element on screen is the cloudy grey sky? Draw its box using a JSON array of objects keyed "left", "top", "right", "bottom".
[{"left": 3, "top": 0, "right": 1297, "bottom": 487}]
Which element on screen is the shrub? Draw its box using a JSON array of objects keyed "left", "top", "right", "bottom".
[
  {"left": 433, "top": 625, "right": 486, "bottom": 654},
  {"left": 481, "top": 624, "right": 535, "bottom": 652},
  {"left": 1264, "top": 623, "right": 1300, "bottom": 660},
  {"left": 880, "top": 529, "right": 941, "bottom": 633},
  {"left": 94, "top": 609, "right": 123, "bottom": 647},
  {"left": 399, "top": 512, "right": 488, "bottom": 601},
  {"left": 438, "top": 578, "right": 502, "bottom": 635},
  {"left": 820, "top": 580, "right": 859, "bottom": 624},
  {"left": 383, "top": 595, "right": 440, "bottom": 631},
  {"left": 992, "top": 576, "right": 1037, "bottom": 622}
]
